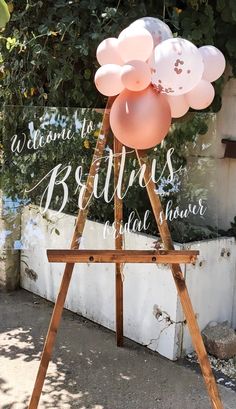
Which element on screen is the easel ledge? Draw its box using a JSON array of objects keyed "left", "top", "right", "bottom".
[{"left": 47, "top": 249, "right": 199, "bottom": 264}]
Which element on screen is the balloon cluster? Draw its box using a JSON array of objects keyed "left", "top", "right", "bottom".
[{"left": 94, "top": 17, "right": 226, "bottom": 149}]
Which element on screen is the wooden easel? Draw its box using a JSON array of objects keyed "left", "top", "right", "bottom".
[{"left": 28, "top": 97, "right": 224, "bottom": 409}]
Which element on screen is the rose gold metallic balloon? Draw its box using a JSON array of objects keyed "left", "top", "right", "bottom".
[{"left": 110, "top": 86, "right": 171, "bottom": 149}]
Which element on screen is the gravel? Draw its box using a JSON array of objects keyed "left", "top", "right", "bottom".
[{"left": 186, "top": 352, "right": 236, "bottom": 391}]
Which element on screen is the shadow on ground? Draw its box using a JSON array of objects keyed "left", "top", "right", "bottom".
[{"left": 0, "top": 289, "right": 235, "bottom": 409}]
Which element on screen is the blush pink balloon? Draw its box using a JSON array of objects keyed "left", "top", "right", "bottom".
[
  {"left": 94, "top": 64, "right": 124, "bottom": 96},
  {"left": 121, "top": 60, "right": 151, "bottom": 91},
  {"left": 165, "top": 94, "right": 189, "bottom": 118},
  {"left": 185, "top": 79, "right": 215, "bottom": 110},
  {"left": 117, "top": 27, "right": 154, "bottom": 63},
  {"left": 96, "top": 37, "right": 124, "bottom": 66},
  {"left": 110, "top": 86, "right": 171, "bottom": 149},
  {"left": 199, "top": 45, "right": 226, "bottom": 82}
]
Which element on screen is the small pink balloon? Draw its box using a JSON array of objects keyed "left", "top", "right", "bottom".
[
  {"left": 121, "top": 60, "right": 151, "bottom": 91},
  {"left": 94, "top": 64, "right": 124, "bottom": 96},
  {"left": 199, "top": 45, "right": 226, "bottom": 82},
  {"left": 165, "top": 94, "right": 189, "bottom": 118},
  {"left": 185, "top": 80, "right": 215, "bottom": 110},
  {"left": 117, "top": 27, "right": 154, "bottom": 63},
  {"left": 96, "top": 37, "right": 124, "bottom": 66},
  {"left": 110, "top": 86, "right": 171, "bottom": 149}
]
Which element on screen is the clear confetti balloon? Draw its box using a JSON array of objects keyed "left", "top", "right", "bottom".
[
  {"left": 150, "top": 38, "right": 204, "bottom": 96},
  {"left": 129, "top": 16, "right": 173, "bottom": 46}
]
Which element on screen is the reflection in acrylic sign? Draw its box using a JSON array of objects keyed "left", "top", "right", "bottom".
[{"left": 2, "top": 107, "right": 216, "bottom": 250}]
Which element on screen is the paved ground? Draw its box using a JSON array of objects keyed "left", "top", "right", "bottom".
[{"left": 0, "top": 290, "right": 235, "bottom": 409}]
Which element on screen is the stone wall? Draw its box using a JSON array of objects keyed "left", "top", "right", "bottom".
[{"left": 0, "top": 192, "right": 20, "bottom": 290}]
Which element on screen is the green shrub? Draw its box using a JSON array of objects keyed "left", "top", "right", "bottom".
[{"left": 0, "top": 0, "right": 234, "bottom": 109}]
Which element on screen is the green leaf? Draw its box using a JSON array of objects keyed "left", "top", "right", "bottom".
[
  {"left": 0, "top": 0, "right": 10, "bottom": 28},
  {"left": 229, "top": 0, "right": 236, "bottom": 11},
  {"left": 84, "top": 68, "right": 91, "bottom": 80},
  {"left": 216, "top": 0, "right": 225, "bottom": 12}
]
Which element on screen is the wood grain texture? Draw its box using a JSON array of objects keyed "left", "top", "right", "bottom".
[
  {"left": 136, "top": 150, "right": 223, "bottom": 409},
  {"left": 47, "top": 249, "right": 199, "bottom": 264},
  {"left": 114, "top": 137, "right": 124, "bottom": 347},
  {"left": 28, "top": 98, "right": 115, "bottom": 409}
]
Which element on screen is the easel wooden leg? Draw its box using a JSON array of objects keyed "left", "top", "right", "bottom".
[
  {"left": 114, "top": 137, "right": 124, "bottom": 347},
  {"left": 28, "top": 263, "right": 74, "bottom": 409},
  {"left": 28, "top": 99, "right": 114, "bottom": 409},
  {"left": 136, "top": 150, "right": 223, "bottom": 409}
]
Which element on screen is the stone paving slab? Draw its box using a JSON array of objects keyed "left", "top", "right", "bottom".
[{"left": 0, "top": 289, "right": 235, "bottom": 409}]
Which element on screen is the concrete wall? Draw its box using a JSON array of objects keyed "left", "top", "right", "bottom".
[
  {"left": 181, "top": 237, "right": 236, "bottom": 354},
  {"left": 20, "top": 206, "right": 182, "bottom": 361},
  {"left": 20, "top": 206, "right": 236, "bottom": 361},
  {"left": 185, "top": 76, "right": 236, "bottom": 230}
]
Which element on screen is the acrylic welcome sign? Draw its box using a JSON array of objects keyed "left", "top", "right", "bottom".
[
  {"left": 2, "top": 105, "right": 223, "bottom": 409},
  {"left": 2, "top": 106, "right": 219, "bottom": 252}
]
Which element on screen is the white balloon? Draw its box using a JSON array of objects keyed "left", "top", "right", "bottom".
[
  {"left": 199, "top": 45, "right": 226, "bottom": 82},
  {"left": 150, "top": 38, "right": 204, "bottom": 96},
  {"left": 129, "top": 16, "right": 173, "bottom": 46}
]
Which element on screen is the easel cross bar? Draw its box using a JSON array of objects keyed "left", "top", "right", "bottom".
[{"left": 47, "top": 249, "right": 199, "bottom": 265}]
